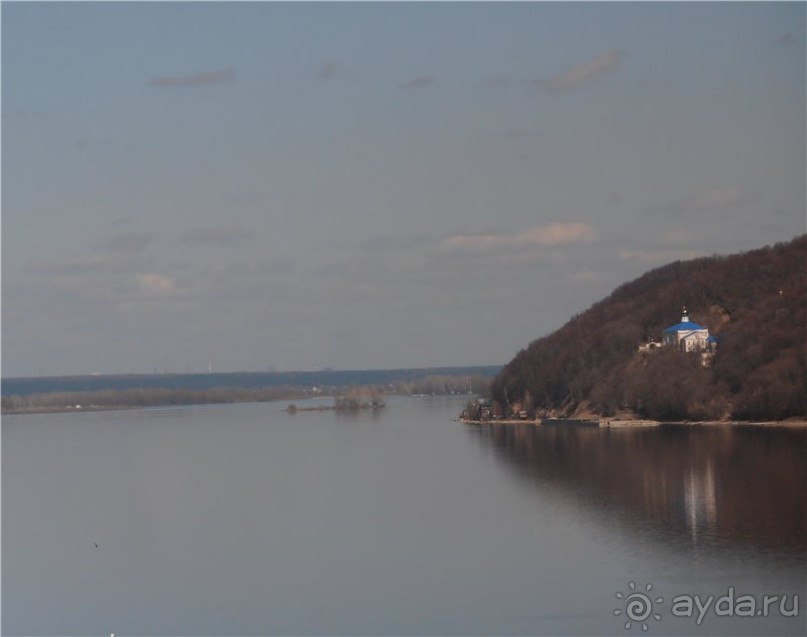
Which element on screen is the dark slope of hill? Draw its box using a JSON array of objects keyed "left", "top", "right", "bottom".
[{"left": 491, "top": 235, "right": 807, "bottom": 421}]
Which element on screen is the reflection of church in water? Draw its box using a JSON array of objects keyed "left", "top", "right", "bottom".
[
  {"left": 473, "top": 423, "right": 805, "bottom": 555},
  {"left": 683, "top": 460, "right": 718, "bottom": 543}
]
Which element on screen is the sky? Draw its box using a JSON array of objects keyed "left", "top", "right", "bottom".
[{"left": 2, "top": 2, "right": 805, "bottom": 377}]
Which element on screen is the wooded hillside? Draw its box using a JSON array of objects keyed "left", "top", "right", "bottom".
[{"left": 491, "top": 235, "right": 807, "bottom": 421}]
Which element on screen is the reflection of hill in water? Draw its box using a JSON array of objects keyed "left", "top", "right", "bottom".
[{"left": 469, "top": 424, "right": 806, "bottom": 557}]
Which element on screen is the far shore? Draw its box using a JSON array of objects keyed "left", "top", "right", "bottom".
[
  {"left": 2, "top": 401, "right": 276, "bottom": 416},
  {"left": 3, "top": 372, "right": 493, "bottom": 417}
]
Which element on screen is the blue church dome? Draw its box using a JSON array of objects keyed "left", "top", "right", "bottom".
[
  {"left": 663, "top": 320, "right": 705, "bottom": 333},
  {"left": 663, "top": 308, "right": 705, "bottom": 333}
]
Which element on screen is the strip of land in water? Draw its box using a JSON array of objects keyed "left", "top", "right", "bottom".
[{"left": 460, "top": 417, "right": 807, "bottom": 427}]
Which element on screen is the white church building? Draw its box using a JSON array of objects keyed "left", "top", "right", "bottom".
[{"left": 662, "top": 308, "right": 716, "bottom": 353}]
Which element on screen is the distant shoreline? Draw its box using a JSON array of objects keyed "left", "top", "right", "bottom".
[
  {"left": 1, "top": 369, "right": 495, "bottom": 416},
  {"left": 3, "top": 404, "right": 140, "bottom": 416},
  {"left": 2, "top": 400, "right": 284, "bottom": 417},
  {"left": 1, "top": 387, "right": 312, "bottom": 416}
]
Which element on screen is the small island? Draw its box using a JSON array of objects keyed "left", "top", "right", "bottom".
[{"left": 287, "top": 388, "right": 386, "bottom": 413}]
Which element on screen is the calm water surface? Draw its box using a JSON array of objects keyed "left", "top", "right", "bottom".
[{"left": 3, "top": 397, "right": 805, "bottom": 635}]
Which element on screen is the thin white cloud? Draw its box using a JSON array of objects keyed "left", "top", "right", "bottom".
[
  {"left": 398, "top": 76, "right": 435, "bottom": 90},
  {"left": 136, "top": 273, "right": 176, "bottom": 295},
  {"left": 646, "top": 187, "right": 746, "bottom": 217},
  {"left": 693, "top": 187, "right": 743, "bottom": 208},
  {"left": 572, "top": 270, "right": 607, "bottom": 283},
  {"left": 479, "top": 75, "right": 511, "bottom": 89},
  {"left": 618, "top": 249, "right": 703, "bottom": 265},
  {"left": 25, "top": 253, "right": 138, "bottom": 275},
  {"left": 95, "top": 231, "right": 154, "bottom": 253},
  {"left": 316, "top": 62, "right": 339, "bottom": 81},
  {"left": 502, "top": 128, "right": 542, "bottom": 139},
  {"left": 358, "top": 233, "right": 434, "bottom": 253},
  {"left": 442, "top": 222, "right": 597, "bottom": 251},
  {"left": 661, "top": 229, "right": 692, "bottom": 245},
  {"left": 517, "top": 223, "right": 597, "bottom": 245},
  {"left": 540, "top": 50, "right": 622, "bottom": 93},
  {"left": 148, "top": 68, "right": 236, "bottom": 88},
  {"left": 178, "top": 223, "right": 250, "bottom": 247}
]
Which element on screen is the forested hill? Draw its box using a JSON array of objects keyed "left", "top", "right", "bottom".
[{"left": 491, "top": 235, "right": 807, "bottom": 421}]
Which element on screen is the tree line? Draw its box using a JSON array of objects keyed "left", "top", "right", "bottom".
[{"left": 0, "top": 385, "right": 312, "bottom": 414}]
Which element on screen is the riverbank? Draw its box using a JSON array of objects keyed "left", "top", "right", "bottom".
[
  {"left": 460, "top": 417, "right": 807, "bottom": 428},
  {"left": 459, "top": 417, "right": 660, "bottom": 427}
]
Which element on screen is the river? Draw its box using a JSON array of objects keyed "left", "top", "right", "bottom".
[{"left": 3, "top": 396, "right": 804, "bottom": 635}]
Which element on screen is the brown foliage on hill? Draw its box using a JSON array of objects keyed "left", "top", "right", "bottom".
[{"left": 491, "top": 235, "right": 807, "bottom": 421}]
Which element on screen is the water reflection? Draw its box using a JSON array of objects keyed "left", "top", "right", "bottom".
[{"left": 469, "top": 424, "right": 807, "bottom": 557}]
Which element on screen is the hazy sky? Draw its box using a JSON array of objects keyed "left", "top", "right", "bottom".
[{"left": 3, "top": 2, "right": 805, "bottom": 377}]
